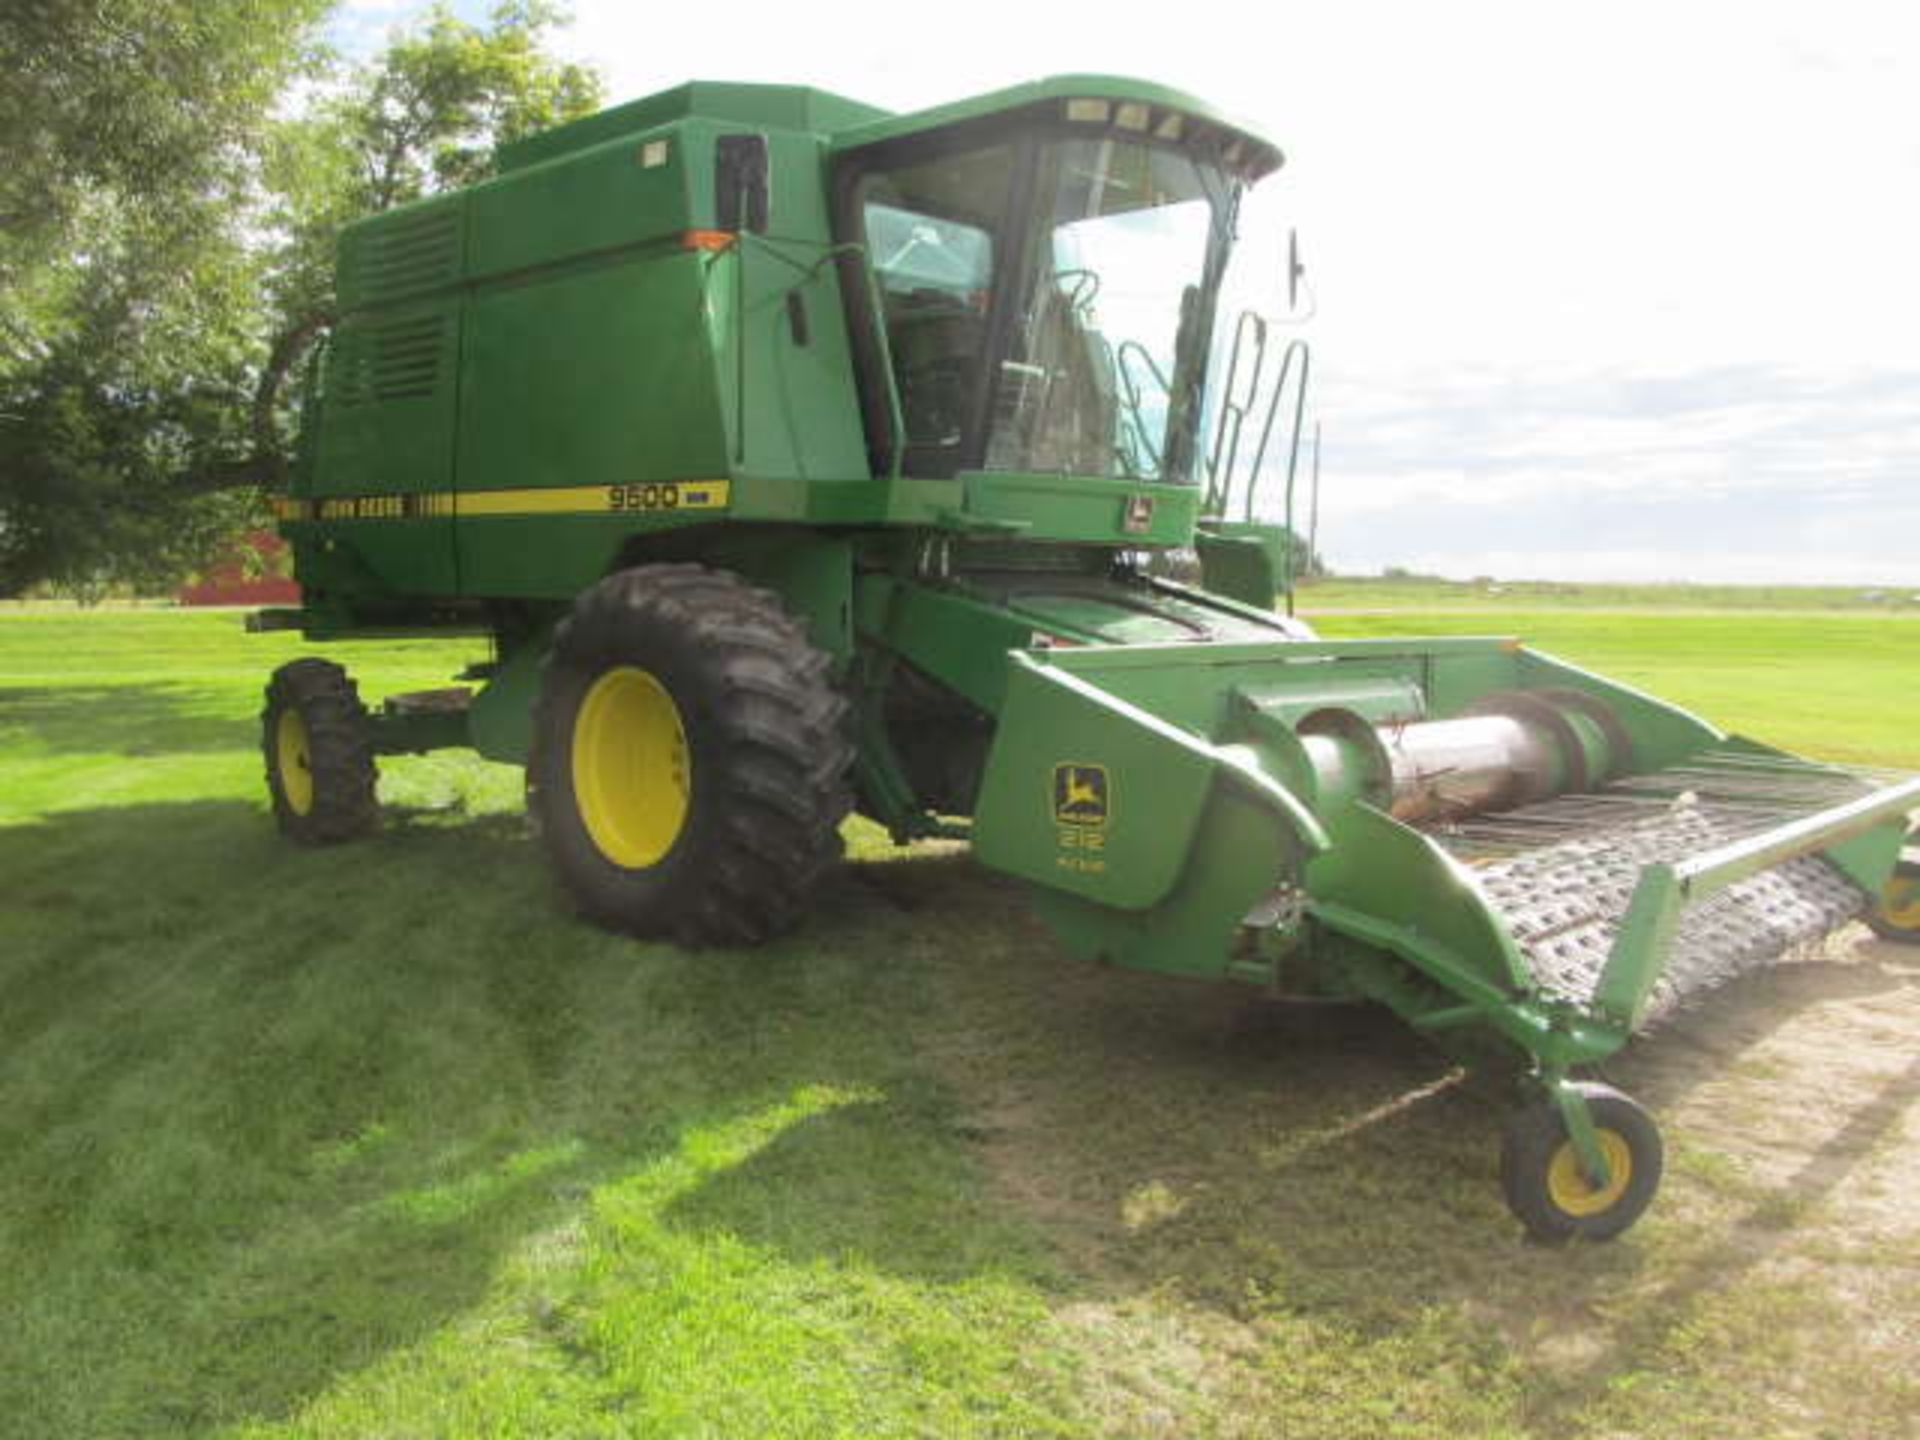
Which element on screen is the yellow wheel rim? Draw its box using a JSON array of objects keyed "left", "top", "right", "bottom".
[
  {"left": 276, "top": 707, "right": 315, "bottom": 817},
  {"left": 1876, "top": 872, "right": 1920, "bottom": 933},
  {"left": 572, "top": 665, "right": 690, "bottom": 869},
  {"left": 1546, "top": 1128, "right": 1633, "bottom": 1217}
]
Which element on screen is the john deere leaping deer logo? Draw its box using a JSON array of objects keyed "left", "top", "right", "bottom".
[{"left": 1052, "top": 762, "right": 1110, "bottom": 827}]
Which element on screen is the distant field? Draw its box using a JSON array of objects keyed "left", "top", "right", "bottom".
[
  {"left": 1305, "top": 605, "right": 1919, "bottom": 770},
  {"left": 1296, "top": 575, "right": 1920, "bottom": 613},
  {"left": 3, "top": 606, "right": 1918, "bottom": 1438}
]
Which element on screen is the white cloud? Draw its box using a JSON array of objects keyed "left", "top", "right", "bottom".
[{"left": 552, "top": 0, "right": 1920, "bottom": 365}]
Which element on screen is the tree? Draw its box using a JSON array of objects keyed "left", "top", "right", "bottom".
[
  {"left": 0, "top": 2, "right": 603, "bottom": 597},
  {"left": 0, "top": 326, "right": 263, "bottom": 599},
  {"left": 0, "top": 0, "right": 330, "bottom": 596},
  {"left": 251, "top": 2, "right": 601, "bottom": 483},
  {"left": 0, "top": 0, "right": 331, "bottom": 367},
  {"left": 342, "top": 0, "right": 603, "bottom": 210}
]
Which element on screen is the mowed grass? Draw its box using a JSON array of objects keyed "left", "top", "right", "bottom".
[
  {"left": 1305, "top": 604, "right": 1920, "bottom": 769},
  {"left": 2, "top": 602, "right": 1918, "bottom": 1438},
  {"left": 1297, "top": 575, "right": 1920, "bottom": 614},
  {"left": 1, "top": 612, "right": 1068, "bottom": 1438}
]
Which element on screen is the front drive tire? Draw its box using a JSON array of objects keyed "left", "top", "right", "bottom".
[
  {"left": 529, "top": 564, "right": 854, "bottom": 946},
  {"left": 262, "top": 658, "right": 380, "bottom": 843}
]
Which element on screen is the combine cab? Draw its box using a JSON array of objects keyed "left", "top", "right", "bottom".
[{"left": 256, "top": 76, "right": 1918, "bottom": 1240}]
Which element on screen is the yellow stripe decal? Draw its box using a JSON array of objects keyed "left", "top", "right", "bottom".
[
  {"left": 277, "top": 481, "right": 731, "bottom": 523},
  {"left": 457, "top": 481, "right": 731, "bottom": 516},
  {"left": 292, "top": 493, "right": 456, "bottom": 522}
]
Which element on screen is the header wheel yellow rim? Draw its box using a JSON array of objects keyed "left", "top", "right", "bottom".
[
  {"left": 1546, "top": 1129, "right": 1633, "bottom": 1217},
  {"left": 276, "top": 707, "right": 315, "bottom": 817},
  {"left": 572, "top": 666, "right": 690, "bottom": 869},
  {"left": 1875, "top": 872, "right": 1920, "bottom": 933},
  {"left": 1503, "top": 1082, "right": 1661, "bottom": 1241}
]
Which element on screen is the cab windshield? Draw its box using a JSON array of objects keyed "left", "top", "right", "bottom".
[{"left": 848, "top": 132, "right": 1237, "bottom": 482}]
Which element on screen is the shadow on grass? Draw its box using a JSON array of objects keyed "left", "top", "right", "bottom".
[
  {"left": 0, "top": 803, "right": 1046, "bottom": 1435},
  {"left": 0, "top": 683, "right": 256, "bottom": 756},
  {"left": 742, "top": 849, "right": 1920, "bottom": 1407},
  {"left": 1, "top": 800, "right": 1910, "bottom": 1435},
  {"left": 0, "top": 801, "right": 589, "bottom": 1432},
  {"left": 1520, "top": 1041, "right": 1920, "bottom": 1423}
]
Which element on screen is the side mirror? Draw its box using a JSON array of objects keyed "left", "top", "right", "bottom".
[{"left": 715, "top": 134, "right": 770, "bottom": 233}]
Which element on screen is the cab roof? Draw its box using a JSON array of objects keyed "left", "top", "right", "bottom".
[
  {"left": 831, "top": 74, "right": 1283, "bottom": 178},
  {"left": 498, "top": 74, "right": 1282, "bottom": 179}
]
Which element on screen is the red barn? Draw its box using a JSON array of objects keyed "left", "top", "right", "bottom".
[{"left": 177, "top": 530, "right": 301, "bottom": 606}]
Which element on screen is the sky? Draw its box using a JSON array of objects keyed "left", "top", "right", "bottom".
[{"left": 333, "top": 0, "right": 1920, "bottom": 583}]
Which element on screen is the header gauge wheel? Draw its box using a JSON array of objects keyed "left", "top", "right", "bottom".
[
  {"left": 1501, "top": 1082, "right": 1663, "bottom": 1243},
  {"left": 262, "top": 658, "right": 379, "bottom": 843},
  {"left": 1866, "top": 829, "right": 1920, "bottom": 944},
  {"left": 530, "top": 564, "right": 853, "bottom": 947}
]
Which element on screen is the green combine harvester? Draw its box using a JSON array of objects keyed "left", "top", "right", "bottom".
[{"left": 255, "top": 75, "right": 1920, "bottom": 1241}]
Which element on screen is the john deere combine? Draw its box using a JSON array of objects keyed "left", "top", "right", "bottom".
[{"left": 256, "top": 76, "right": 1920, "bottom": 1241}]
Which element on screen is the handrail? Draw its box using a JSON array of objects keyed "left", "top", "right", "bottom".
[
  {"left": 1254, "top": 338, "right": 1311, "bottom": 526},
  {"left": 1198, "top": 308, "right": 1312, "bottom": 612},
  {"left": 1202, "top": 312, "right": 1312, "bottom": 525},
  {"left": 1204, "top": 319, "right": 1312, "bottom": 532},
  {"left": 1114, "top": 339, "right": 1171, "bottom": 478},
  {"left": 1204, "top": 310, "right": 1269, "bottom": 516},
  {"left": 1270, "top": 338, "right": 1311, "bottom": 613}
]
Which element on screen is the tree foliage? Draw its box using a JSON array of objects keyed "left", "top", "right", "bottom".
[
  {"left": 0, "top": 0, "right": 331, "bottom": 364},
  {"left": 0, "top": 2, "right": 602, "bottom": 598},
  {"left": 259, "top": 3, "right": 601, "bottom": 448},
  {"left": 0, "top": 354, "right": 262, "bottom": 601},
  {"left": 344, "top": 1, "right": 603, "bottom": 211}
]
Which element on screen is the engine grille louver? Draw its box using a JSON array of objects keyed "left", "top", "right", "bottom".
[
  {"left": 329, "top": 313, "right": 447, "bottom": 408},
  {"left": 341, "top": 208, "right": 461, "bottom": 306}
]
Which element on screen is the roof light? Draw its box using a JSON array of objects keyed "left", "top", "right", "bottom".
[
  {"left": 1065, "top": 98, "right": 1112, "bottom": 124},
  {"left": 1115, "top": 102, "right": 1150, "bottom": 132},
  {"left": 1154, "top": 112, "right": 1184, "bottom": 141}
]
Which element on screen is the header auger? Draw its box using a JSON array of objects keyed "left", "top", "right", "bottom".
[{"left": 255, "top": 76, "right": 1920, "bottom": 1241}]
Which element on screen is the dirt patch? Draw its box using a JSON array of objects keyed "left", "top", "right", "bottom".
[
  {"left": 901, "top": 852, "right": 1920, "bottom": 1436},
  {"left": 1622, "top": 927, "right": 1920, "bottom": 1320}
]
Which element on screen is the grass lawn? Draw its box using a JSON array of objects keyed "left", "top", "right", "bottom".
[
  {"left": 1297, "top": 575, "right": 1920, "bottom": 615},
  {"left": 2, "top": 601, "right": 1918, "bottom": 1437},
  {"left": 1306, "top": 604, "right": 1920, "bottom": 770}
]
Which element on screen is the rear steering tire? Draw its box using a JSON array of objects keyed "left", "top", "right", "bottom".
[
  {"left": 1501, "top": 1082, "right": 1663, "bottom": 1243},
  {"left": 529, "top": 563, "right": 854, "bottom": 946},
  {"left": 262, "top": 658, "right": 380, "bottom": 843}
]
